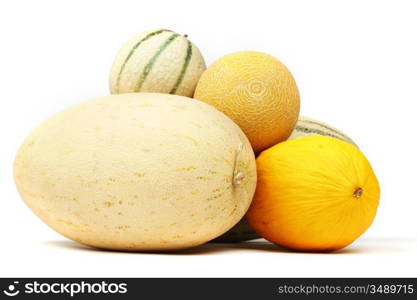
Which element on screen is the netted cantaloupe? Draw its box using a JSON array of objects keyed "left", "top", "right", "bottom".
[
  {"left": 14, "top": 93, "right": 256, "bottom": 251},
  {"left": 194, "top": 50, "right": 300, "bottom": 153}
]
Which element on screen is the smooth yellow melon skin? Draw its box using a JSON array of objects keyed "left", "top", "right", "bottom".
[
  {"left": 194, "top": 51, "right": 300, "bottom": 153},
  {"left": 248, "top": 136, "right": 380, "bottom": 251},
  {"left": 215, "top": 117, "right": 357, "bottom": 242},
  {"left": 14, "top": 93, "right": 256, "bottom": 251}
]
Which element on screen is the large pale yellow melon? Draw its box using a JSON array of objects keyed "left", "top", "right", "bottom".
[{"left": 14, "top": 93, "right": 256, "bottom": 251}]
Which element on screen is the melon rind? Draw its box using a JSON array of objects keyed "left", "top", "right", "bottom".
[{"left": 14, "top": 93, "right": 256, "bottom": 251}]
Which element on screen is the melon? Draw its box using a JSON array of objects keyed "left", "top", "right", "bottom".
[
  {"left": 109, "top": 29, "right": 206, "bottom": 97},
  {"left": 289, "top": 116, "right": 356, "bottom": 145},
  {"left": 211, "top": 217, "right": 259, "bottom": 242},
  {"left": 194, "top": 51, "right": 300, "bottom": 153},
  {"left": 14, "top": 93, "right": 257, "bottom": 251},
  {"left": 215, "top": 116, "right": 356, "bottom": 242},
  {"left": 247, "top": 136, "right": 380, "bottom": 251}
]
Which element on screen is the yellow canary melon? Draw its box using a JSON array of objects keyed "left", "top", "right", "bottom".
[
  {"left": 214, "top": 117, "right": 357, "bottom": 243},
  {"left": 109, "top": 29, "right": 206, "bottom": 97},
  {"left": 247, "top": 135, "right": 380, "bottom": 251},
  {"left": 194, "top": 51, "right": 300, "bottom": 153},
  {"left": 14, "top": 93, "right": 256, "bottom": 251}
]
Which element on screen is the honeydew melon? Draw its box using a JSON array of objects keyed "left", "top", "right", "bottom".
[{"left": 14, "top": 93, "right": 256, "bottom": 251}]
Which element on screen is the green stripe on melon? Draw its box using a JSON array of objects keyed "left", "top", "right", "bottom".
[
  {"left": 170, "top": 40, "right": 192, "bottom": 94},
  {"left": 115, "top": 29, "right": 171, "bottom": 93},
  {"left": 135, "top": 33, "right": 180, "bottom": 92},
  {"left": 109, "top": 29, "right": 206, "bottom": 97}
]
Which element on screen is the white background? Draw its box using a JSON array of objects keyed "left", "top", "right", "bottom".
[{"left": 1, "top": 0, "right": 416, "bottom": 277}]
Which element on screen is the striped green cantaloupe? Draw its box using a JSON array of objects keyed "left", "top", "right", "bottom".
[
  {"left": 110, "top": 29, "right": 206, "bottom": 97},
  {"left": 288, "top": 116, "right": 356, "bottom": 145},
  {"left": 214, "top": 116, "right": 356, "bottom": 243}
]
